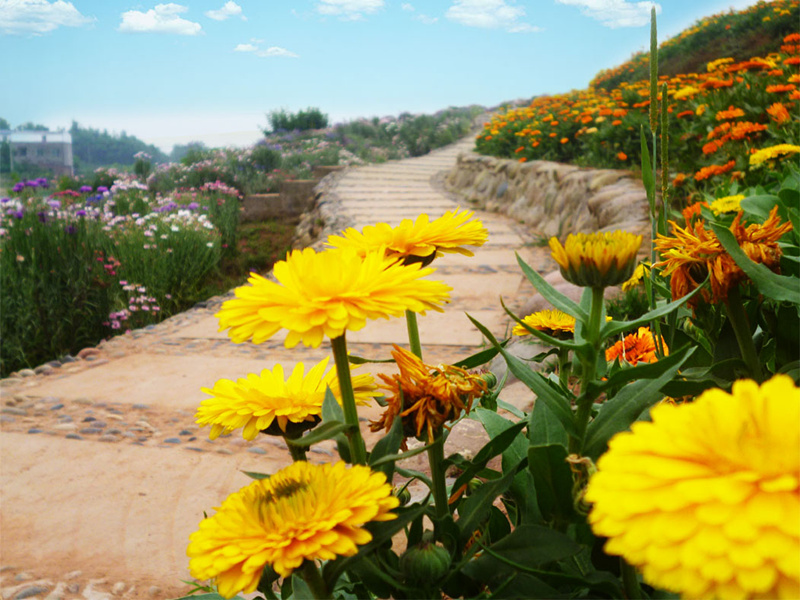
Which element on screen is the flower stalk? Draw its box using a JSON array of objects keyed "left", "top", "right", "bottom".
[
  {"left": 405, "top": 309, "right": 423, "bottom": 359},
  {"left": 427, "top": 428, "right": 450, "bottom": 520},
  {"left": 330, "top": 334, "right": 368, "bottom": 465},
  {"left": 724, "top": 287, "right": 764, "bottom": 382},
  {"left": 284, "top": 431, "right": 308, "bottom": 462},
  {"left": 621, "top": 557, "right": 643, "bottom": 599},
  {"left": 300, "top": 560, "right": 329, "bottom": 600},
  {"left": 571, "top": 286, "right": 606, "bottom": 454}
]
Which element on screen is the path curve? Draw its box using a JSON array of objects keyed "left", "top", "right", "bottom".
[{"left": 0, "top": 137, "right": 557, "bottom": 599}]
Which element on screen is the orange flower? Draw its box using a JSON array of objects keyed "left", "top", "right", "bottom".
[
  {"left": 370, "top": 346, "right": 487, "bottom": 446},
  {"left": 605, "top": 327, "right": 667, "bottom": 366},
  {"left": 694, "top": 160, "right": 736, "bottom": 182},
  {"left": 784, "top": 56, "right": 800, "bottom": 66},
  {"left": 519, "top": 157, "right": 528, "bottom": 163},
  {"left": 672, "top": 173, "right": 687, "bottom": 187},
  {"left": 676, "top": 110, "right": 694, "bottom": 119},
  {"left": 560, "top": 137, "right": 569, "bottom": 144},
  {"left": 728, "top": 121, "right": 768, "bottom": 140},
  {"left": 767, "top": 84, "right": 797, "bottom": 93},
  {"left": 731, "top": 206, "right": 793, "bottom": 271},
  {"left": 616, "top": 152, "right": 627, "bottom": 160},
  {"left": 681, "top": 201, "right": 708, "bottom": 225},
  {"left": 702, "top": 140, "right": 725, "bottom": 155},
  {"left": 767, "top": 102, "right": 791, "bottom": 124},
  {"left": 715, "top": 106, "right": 745, "bottom": 120},
  {"left": 784, "top": 33, "right": 800, "bottom": 43}
]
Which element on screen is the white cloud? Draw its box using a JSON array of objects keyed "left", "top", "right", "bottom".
[
  {"left": 415, "top": 14, "right": 438, "bottom": 24},
  {"left": 401, "top": 3, "right": 414, "bottom": 10},
  {"left": 205, "top": 1, "right": 245, "bottom": 21},
  {"left": 446, "top": 0, "right": 538, "bottom": 32},
  {"left": 256, "top": 46, "right": 299, "bottom": 58},
  {"left": 234, "top": 41, "right": 298, "bottom": 58},
  {"left": 555, "top": 0, "right": 660, "bottom": 28},
  {"left": 316, "top": 0, "right": 384, "bottom": 20},
  {"left": 0, "top": 0, "right": 94, "bottom": 35},
  {"left": 119, "top": 3, "right": 202, "bottom": 35}
]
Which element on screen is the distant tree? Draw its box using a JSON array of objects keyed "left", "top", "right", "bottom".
[
  {"left": 178, "top": 142, "right": 211, "bottom": 166},
  {"left": 0, "top": 117, "right": 10, "bottom": 130},
  {"left": 264, "top": 107, "right": 328, "bottom": 133},
  {"left": 69, "top": 121, "right": 168, "bottom": 174},
  {"left": 170, "top": 141, "right": 207, "bottom": 164},
  {"left": 16, "top": 122, "right": 49, "bottom": 131}
]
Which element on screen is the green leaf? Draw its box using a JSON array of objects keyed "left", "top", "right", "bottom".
[
  {"left": 457, "top": 467, "right": 520, "bottom": 545},
  {"left": 741, "top": 194, "right": 780, "bottom": 221},
  {"left": 369, "top": 443, "right": 431, "bottom": 468},
  {"left": 454, "top": 343, "right": 505, "bottom": 369},
  {"left": 515, "top": 253, "right": 588, "bottom": 321},
  {"left": 451, "top": 420, "right": 527, "bottom": 493},
  {"left": 712, "top": 223, "right": 800, "bottom": 303},
  {"left": 241, "top": 470, "right": 270, "bottom": 481},
  {"left": 468, "top": 312, "right": 577, "bottom": 437},
  {"left": 395, "top": 466, "right": 433, "bottom": 489},
  {"left": 172, "top": 594, "right": 248, "bottom": 600},
  {"left": 528, "top": 388, "right": 569, "bottom": 450},
  {"left": 589, "top": 342, "right": 698, "bottom": 396},
  {"left": 346, "top": 354, "right": 395, "bottom": 365},
  {"left": 290, "top": 573, "right": 315, "bottom": 600},
  {"left": 599, "top": 286, "right": 703, "bottom": 340},
  {"left": 322, "top": 387, "right": 344, "bottom": 423},
  {"left": 528, "top": 431, "right": 574, "bottom": 521},
  {"left": 289, "top": 421, "right": 349, "bottom": 447},
  {"left": 462, "top": 524, "right": 581, "bottom": 582},
  {"left": 583, "top": 346, "right": 693, "bottom": 459},
  {"left": 368, "top": 416, "right": 403, "bottom": 479}
]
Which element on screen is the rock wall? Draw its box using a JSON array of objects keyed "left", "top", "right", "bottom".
[{"left": 444, "top": 154, "right": 651, "bottom": 243}]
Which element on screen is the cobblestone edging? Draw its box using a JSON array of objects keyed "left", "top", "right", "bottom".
[{"left": 444, "top": 153, "right": 651, "bottom": 243}]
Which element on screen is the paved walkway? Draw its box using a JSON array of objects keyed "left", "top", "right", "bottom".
[{"left": 0, "top": 137, "right": 557, "bottom": 599}]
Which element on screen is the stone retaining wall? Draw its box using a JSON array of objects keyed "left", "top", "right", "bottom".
[
  {"left": 241, "top": 168, "right": 345, "bottom": 223},
  {"left": 444, "top": 154, "right": 651, "bottom": 243}
]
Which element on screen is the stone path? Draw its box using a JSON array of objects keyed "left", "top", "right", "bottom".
[{"left": 0, "top": 137, "right": 559, "bottom": 599}]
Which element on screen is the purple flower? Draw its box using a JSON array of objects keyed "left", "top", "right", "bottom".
[
  {"left": 47, "top": 199, "right": 61, "bottom": 209},
  {"left": 0, "top": 198, "right": 9, "bottom": 204},
  {"left": 187, "top": 201, "right": 200, "bottom": 210},
  {"left": 13, "top": 183, "right": 24, "bottom": 192},
  {"left": 13, "top": 210, "right": 23, "bottom": 219},
  {"left": 25, "top": 180, "right": 38, "bottom": 188},
  {"left": 37, "top": 178, "right": 49, "bottom": 188},
  {"left": 37, "top": 211, "right": 47, "bottom": 223},
  {"left": 65, "top": 224, "right": 76, "bottom": 235},
  {"left": 75, "top": 209, "right": 87, "bottom": 217},
  {"left": 79, "top": 185, "right": 93, "bottom": 193},
  {"left": 97, "top": 186, "right": 109, "bottom": 193}
]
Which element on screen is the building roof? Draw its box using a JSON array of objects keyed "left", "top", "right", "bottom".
[{"left": 8, "top": 131, "right": 72, "bottom": 144}]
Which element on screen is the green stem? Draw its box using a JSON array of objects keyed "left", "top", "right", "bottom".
[
  {"left": 285, "top": 431, "right": 307, "bottom": 462},
  {"left": 557, "top": 348, "right": 571, "bottom": 390},
  {"left": 621, "top": 557, "right": 642, "bottom": 599},
  {"left": 300, "top": 560, "right": 329, "bottom": 600},
  {"left": 427, "top": 429, "right": 450, "bottom": 520},
  {"left": 405, "top": 309, "right": 423, "bottom": 359},
  {"left": 330, "top": 334, "right": 368, "bottom": 465},
  {"left": 725, "top": 287, "right": 764, "bottom": 382},
  {"left": 570, "top": 286, "right": 605, "bottom": 454}
]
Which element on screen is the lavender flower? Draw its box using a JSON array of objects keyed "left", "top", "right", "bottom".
[
  {"left": 13, "top": 183, "right": 24, "bottom": 192},
  {"left": 80, "top": 185, "right": 93, "bottom": 193},
  {"left": 47, "top": 199, "right": 61, "bottom": 209}
]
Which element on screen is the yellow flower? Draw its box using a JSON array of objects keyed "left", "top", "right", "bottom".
[
  {"left": 709, "top": 194, "right": 745, "bottom": 215},
  {"left": 327, "top": 208, "right": 488, "bottom": 266},
  {"left": 549, "top": 231, "right": 642, "bottom": 288},
  {"left": 749, "top": 144, "right": 800, "bottom": 167},
  {"left": 187, "top": 461, "right": 399, "bottom": 598},
  {"left": 673, "top": 86, "right": 700, "bottom": 100},
  {"left": 513, "top": 309, "right": 575, "bottom": 338},
  {"left": 371, "top": 345, "right": 487, "bottom": 445},
  {"left": 196, "top": 358, "right": 379, "bottom": 440},
  {"left": 216, "top": 247, "right": 451, "bottom": 348},
  {"left": 586, "top": 375, "right": 800, "bottom": 599},
  {"left": 621, "top": 261, "right": 651, "bottom": 291}
]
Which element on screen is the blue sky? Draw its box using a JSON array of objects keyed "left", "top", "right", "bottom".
[{"left": 1, "top": 0, "right": 762, "bottom": 152}]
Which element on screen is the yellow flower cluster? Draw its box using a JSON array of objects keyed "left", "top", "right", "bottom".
[
  {"left": 749, "top": 143, "right": 800, "bottom": 167},
  {"left": 709, "top": 194, "right": 745, "bottom": 215},
  {"left": 586, "top": 375, "right": 800, "bottom": 599},
  {"left": 188, "top": 461, "right": 399, "bottom": 597}
]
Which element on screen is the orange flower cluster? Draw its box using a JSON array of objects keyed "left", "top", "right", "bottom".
[
  {"left": 606, "top": 327, "right": 667, "bottom": 366},
  {"left": 767, "top": 102, "right": 792, "bottom": 123},
  {"left": 693, "top": 160, "right": 736, "bottom": 181},
  {"left": 715, "top": 106, "right": 745, "bottom": 120},
  {"left": 655, "top": 206, "right": 793, "bottom": 306}
]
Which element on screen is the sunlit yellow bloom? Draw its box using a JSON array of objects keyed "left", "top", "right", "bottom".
[
  {"left": 371, "top": 345, "right": 487, "bottom": 445},
  {"left": 673, "top": 86, "right": 700, "bottom": 100},
  {"left": 549, "top": 231, "right": 642, "bottom": 288},
  {"left": 749, "top": 144, "right": 800, "bottom": 167},
  {"left": 706, "top": 57, "right": 734, "bottom": 72},
  {"left": 327, "top": 208, "right": 488, "bottom": 266},
  {"left": 621, "top": 261, "right": 651, "bottom": 291},
  {"left": 513, "top": 309, "right": 575, "bottom": 338},
  {"left": 586, "top": 375, "right": 800, "bottom": 599},
  {"left": 196, "top": 358, "right": 378, "bottom": 440},
  {"left": 709, "top": 194, "right": 745, "bottom": 215},
  {"left": 605, "top": 326, "right": 667, "bottom": 365},
  {"left": 188, "top": 461, "right": 399, "bottom": 597},
  {"left": 216, "top": 248, "right": 451, "bottom": 348}
]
